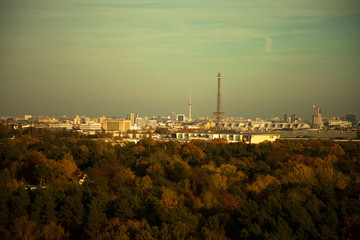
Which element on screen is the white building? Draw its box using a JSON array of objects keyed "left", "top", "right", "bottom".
[
  {"left": 173, "top": 132, "right": 280, "bottom": 144},
  {"left": 220, "top": 121, "right": 311, "bottom": 131},
  {"left": 74, "top": 114, "right": 81, "bottom": 125},
  {"left": 49, "top": 123, "right": 73, "bottom": 130},
  {"left": 79, "top": 123, "right": 102, "bottom": 131},
  {"left": 24, "top": 115, "right": 32, "bottom": 120}
]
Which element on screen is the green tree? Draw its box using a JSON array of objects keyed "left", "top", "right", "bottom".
[
  {"left": 86, "top": 197, "right": 107, "bottom": 238},
  {"left": 98, "top": 218, "right": 129, "bottom": 240},
  {"left": 108, "top": 187, "right": 142, "bottom": 221},
  {"left": 8, "top": 187, "right": 30, "bottom": 222},
  {"left": 41, "top": 222, "right": 68, "bottom": 240},
  {"left": 9, "top": 216, "right": 38, "bottom": 240},
  {"left": 59, "top": 188, "right": 84, "bottom": 229},
  {"left": 30, "top": 188, "right": 57, "bottom": 224}
]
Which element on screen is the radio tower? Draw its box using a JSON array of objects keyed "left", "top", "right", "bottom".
[
  {"left": 189, "top": 89, "right": 192, "bottom": 121},
  {"left": 213, "top": 72, "right": 224, "bottom": 129}
]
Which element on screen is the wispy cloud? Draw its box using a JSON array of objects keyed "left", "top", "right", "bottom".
[{"left": 265, "top": 37, "right": 273, "bottom": 53}]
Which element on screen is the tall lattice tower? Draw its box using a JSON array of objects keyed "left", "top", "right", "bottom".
[{"left": 213, "top": 72, "right": 224, "bottom": 129}]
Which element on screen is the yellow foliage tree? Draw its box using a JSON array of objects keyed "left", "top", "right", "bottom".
[
  {"left": 222, "top": 192, "right": 241, "bottom": 210},
  {"left": 42, "top": 222, "right": 68, "bottom": 240},
  {"left": 201, "top": 162, "right": 219, "bottom": 174},
  {"left": 135, "top": 176, "right": 153, "bottom": 195},
  {"left": 99, "top": 218, "right": 129, "bottom": 240},
  {"left": 245, "top": 174, "right": 280, "bottom": 193},
  {"left": 193, "top": 197, "right": 204, "bottom": 209},
  {"left": 201, "top": 191, "right": 219, "bottom": 209},
  {"left": 181, "top": 143, "right": 206, "bottom": 159},
  {"left": 10, "top": 216, "right": 38, "bottom": 240},
  {"left": 277, "top": 163, "right": 316, "bottom": 185},
  {"left": 328, "top": 143, "right": 345, "bottom": 157},
  {"left": 207, "top": 173, "right": 227, "bottom": 191},
  {"left": 219, "top": 164, "right": 237, "bottom": 178},
  {"left": 146, "top": 164, "right": 165, "bottom": 180},
  {"left": 161, "top": 187, "right": 178, "bottom": 209},
  {"left": 43, "top": 155, "right": 80, "bottom": 187}
]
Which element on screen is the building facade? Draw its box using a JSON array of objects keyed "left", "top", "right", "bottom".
[
  {"left": 173, "top": 132, "right": 280, "bottom": 144},
  {"left": 328, "top": 120, "right": 352, "bottom": 128},
  {"left": 103, "top": 119, "right": 131, "bottom": 132},
  {"left": 127, "top": 113, "right": 139, "bottom": 125},
  {"left": 312, "top": 106, "right": 323, "bottom": 128}
]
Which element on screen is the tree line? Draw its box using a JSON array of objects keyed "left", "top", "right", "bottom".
[{"left": 0, "top": 125, "right": 360, "bottom": 239}]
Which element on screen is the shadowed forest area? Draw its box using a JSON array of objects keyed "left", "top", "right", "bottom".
[{"left": 0, "top": 125, "right": 360, "bottom": 240}]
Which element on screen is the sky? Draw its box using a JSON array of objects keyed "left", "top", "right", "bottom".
[{"left": 0, "top": 0, "right": 359, "bottom": 120}]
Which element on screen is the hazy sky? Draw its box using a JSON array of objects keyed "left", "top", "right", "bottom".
[{"left": 1, "top": 0, "right": 359, "bottom": 120}]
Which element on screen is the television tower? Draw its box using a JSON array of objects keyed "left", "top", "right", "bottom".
[
  {"left": 213, "top": 72, "right": 224, "bottom": 129},
  {"left": 189, "top": 89, "right": 192, "bottom": 121}
]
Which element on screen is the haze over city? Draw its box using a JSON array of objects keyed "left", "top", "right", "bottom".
[{"left": 1, "top": 0, "right": 359, "bottom": 119}]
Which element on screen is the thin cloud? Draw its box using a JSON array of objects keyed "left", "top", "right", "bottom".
[{"left": 265, "top": 36, "right": 273, "bottom": 53}]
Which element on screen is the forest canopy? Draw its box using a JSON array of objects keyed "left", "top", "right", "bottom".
[{"left": 0, "top": 125, "right": 359, "bottom": 239}]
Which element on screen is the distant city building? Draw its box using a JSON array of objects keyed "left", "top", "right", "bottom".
[
  {"left": 74, "top": 114, "right": 81, "bottom": 125},
  {"left": 346, "top": 114, "right": 356, "bottom": 126},
  {"left": 171, "top": 112, "right": 176, "bottom": 121},
  {"left": 321, "top": 117, "right": 329, "bottom": 125},
  {"left": 270, "top": 117, "right": 281, "bottom": 122},
  {"left": 328, "top": 120, "right": 352, "bottom": 128},
  {"left": 103, "top": 119, "right": 131, "bottom": 132},
  {"left": 158, "top": 116, "right": 168, "bottom": 124},
  {"left": 136, "top": 117, "right": 143, "bottom": 125},
  {"left": 79, "top": 123, "right": 102, "bottom": 131},
  {"left": 38, "top": 116, "right": 57, "bottom": 123},
  {"left": 166, "top": 121, "right": 174, "bottom": 127},
  {"left": 24, "top": 115, "right": 32, "bottom": 120},
  {"left": 49, "top": 123, "right": 72, "bottom": 130},
  {"left": 83, "top": 116, "right": 90, "bottom": 124},
  {"left": 148, "top": 119, "right": 157, "bottom": 128},
  {"left": 127, "top": 113, "right": 138, "bottom": 125},
  {"left": 291, "top": 114, "right": 296, "bottom": 123},
  {"left": 312, "top": 106, "right": 323, "bottom": 128},
  {"left": 177, "top": 114, "right": 185, "bottom": 122},
  {"left": 220, "top": 121, "right": 310, "bottom": 131},
  {"left": 203, "top": 122, "right": 216, "bottom": 129},
  {"left": 98, "top": 115, "right": 106, "bottom": 123},
  {"left": 173, "top": 132, "right": 280, "bottom": 144}
]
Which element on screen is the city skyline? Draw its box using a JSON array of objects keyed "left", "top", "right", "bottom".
[
  {"left": 1, "top": 110, "right": 357, "bottom": 123},
  {"left": 1, "top": 0, "right": 359, "bottom": 119}
]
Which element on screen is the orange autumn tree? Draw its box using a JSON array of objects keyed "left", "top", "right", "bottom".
[{"left": 161, "top": 187, "right": 178, "bottom": 209}]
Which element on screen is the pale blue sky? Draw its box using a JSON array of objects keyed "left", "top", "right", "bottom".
[{"left": 0, "top": 0, "right": 359, "bottom": 120}]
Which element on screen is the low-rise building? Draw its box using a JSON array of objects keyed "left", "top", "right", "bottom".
[
  {"left": 328, "top": 120, "right": 352, "bottom": 128},
  {"left": 79, "top": 123, "right": 102, "bottom": 131},
  {"left": 173, "top": 131, "right": 280, "bottom": 144},
  {"left": 103, "top": 119, "right": 131, "bottom": 132},
  {"left": 49, "top": 123, "right": 73, "bottom": 130},
  {"left": 24, "top": 115, "right": 32, "bottom": 120},
  {"left": 220, "top": 121, "right": 310, "bottom": 131}
]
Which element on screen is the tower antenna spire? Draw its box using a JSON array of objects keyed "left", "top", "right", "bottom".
[
  {"left": 213, "top": 72, "right": 224, "bottom": 129},
  {"left": 189, "top": 89, "right": 192, "bottom": 121}
]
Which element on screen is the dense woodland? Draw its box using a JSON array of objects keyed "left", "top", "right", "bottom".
[{"left": 0, "top": 125, "right": 360, "bottom": 240}]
